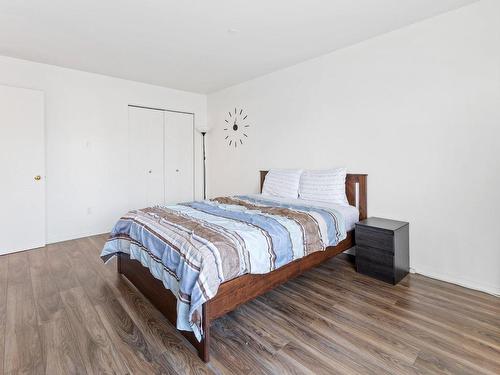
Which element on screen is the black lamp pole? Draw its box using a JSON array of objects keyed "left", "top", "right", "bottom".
[{"left": 201, "top": 131, "right": 207, "bottom": 200}]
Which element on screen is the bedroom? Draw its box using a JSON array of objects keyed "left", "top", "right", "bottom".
[{"left": 0, "top": 0, "right": 499, "bottom": 374}]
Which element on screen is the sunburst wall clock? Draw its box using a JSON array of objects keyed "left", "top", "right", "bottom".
[{"left": 224, "top": 107, "right": 250, "bottom": 148}]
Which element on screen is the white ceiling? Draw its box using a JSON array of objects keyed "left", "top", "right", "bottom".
[{"left": 0, "top": 0, "right": 477, "bottom": 93}]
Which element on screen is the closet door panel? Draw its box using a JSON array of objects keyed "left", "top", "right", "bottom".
[
  {"left": 164, "top": 112, "right": 194, "bottom": 203},
  {"left": 128, "top": 107, "right": 165, "bottom": 209}
]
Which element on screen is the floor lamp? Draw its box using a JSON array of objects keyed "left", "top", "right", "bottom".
[{"left": 200, "top": 130, "right": 207, "bottom": 200}]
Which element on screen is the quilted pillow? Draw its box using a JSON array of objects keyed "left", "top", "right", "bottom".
[
  {"left": 262, "top": 169, "right": 302, "bottom": 199},
  {"left": 299, "top": 168, "right": 349, "bottom": 206}
]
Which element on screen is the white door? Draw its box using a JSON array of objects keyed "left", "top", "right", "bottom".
[
  {"left": 128, "top": 106, "right": 165, "bottom": 209},
  {"left": 164, "top": 111, "right": 194, "bottom": 203},
  {"left": 0, "top": 85, "right": 45, "bottom": 255}
]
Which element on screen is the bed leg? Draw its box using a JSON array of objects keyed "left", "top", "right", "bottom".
[
  {"left": 117, "top": 253, "right": 123, "bottom": 274},
  {"left": 198, "top": 336, "right": 209, "bottom": 362},
  {"left": 198, "top": 303, "right": 210, "bottom": 362}
]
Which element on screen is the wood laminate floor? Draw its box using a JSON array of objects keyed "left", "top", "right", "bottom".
[{"left": 0, "top": 234, "right": 499, "bottom": 374}]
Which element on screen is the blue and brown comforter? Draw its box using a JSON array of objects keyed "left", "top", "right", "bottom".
[{"left": 101, "top": 195, "right": 346, "bottom": 340}]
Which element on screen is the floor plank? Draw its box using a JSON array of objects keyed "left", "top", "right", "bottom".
[
  {"left": 3, "top": 252, "right": 44, "bottom": 374},
  {"left": 29, "top": 247, "right": 65, "bottom": 324},
  {"left": 304, "top": 264, "right": 500, "bottom": 351},
  {"left": 295, "top": 270, "right": 500, "bottom": 374},
  {"left": 0, "top": 238, "right": 498, "bottom": 375},
  {"left": 70, "top": 238, "right": 116, "bottom": 306},
  {"left": 113, "top": 278, "right": 211, "bottom": 374},
  {"left": 60, "top": 286, "right": 128, "bottom": 374},
  {"left": 46, "top": 242, "right": 81, "bottom": 292},
  {"left": 279, "top": 282, "right": 420, "bottom": 364},
  {"left": 249, "top": 295, "right": 390, "bottom": 374},
  {"left": 39, "top": 315, "right": 88, "bottom": 375},
  {"left": 94, "top": 296, "right": 178, "bottom": 374}
]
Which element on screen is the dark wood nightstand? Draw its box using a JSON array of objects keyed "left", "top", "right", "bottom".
[{"left": 355, "top": 217, "right": 409, "bottom": 285}]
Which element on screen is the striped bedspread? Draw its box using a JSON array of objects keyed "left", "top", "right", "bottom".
[{"left": 101, "top": 195, "right": 347, "bottom": 340}]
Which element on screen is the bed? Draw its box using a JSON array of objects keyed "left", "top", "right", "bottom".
[{"left": 102, "top": 170, "right": 367, "bottom": 362}]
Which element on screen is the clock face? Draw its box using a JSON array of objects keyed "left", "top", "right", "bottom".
[{"left": 224, "top": 107, "right": 250, "bottom": 148}]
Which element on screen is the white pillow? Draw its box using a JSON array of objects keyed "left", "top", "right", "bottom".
[
  {"left": 299, "top": 168, "right": 349, "bottom": 206},
  {"left": 262, "top": 169, "right": 302, "bottom": 199}
]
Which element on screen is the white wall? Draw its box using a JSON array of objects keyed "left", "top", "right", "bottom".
[
  {"left": 0, "top": 56, "right": 207, "bottom": 243},
  {"left": 207, "top": 0, "right": 500, "bottom": 295}
]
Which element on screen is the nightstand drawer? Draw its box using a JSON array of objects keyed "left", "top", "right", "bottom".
[
  {"left": 355, "top": 226, "right": 394, "bottom": 252},
  {"left": 356, "top": 246, "right": 394, "bottom": 267},
  {"left": 356, "top": 260, "right": 394, "bottom": 284}
]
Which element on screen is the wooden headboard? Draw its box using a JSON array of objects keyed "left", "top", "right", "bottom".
[{"left": 259, "top": 170, "right": 367, "bottom": 221}]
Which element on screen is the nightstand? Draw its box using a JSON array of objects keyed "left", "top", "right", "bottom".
[{"left": 355, "top": 217, "right": 409, "bottom": 285}]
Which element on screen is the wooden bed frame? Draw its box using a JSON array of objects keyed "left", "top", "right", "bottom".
[{"left": 117, "top": 171, "right": 367, "bottom": 362}]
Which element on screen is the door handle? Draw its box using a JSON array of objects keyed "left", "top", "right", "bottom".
[{"left": 34, "top": 175, "right": 41, "bottom": 181}]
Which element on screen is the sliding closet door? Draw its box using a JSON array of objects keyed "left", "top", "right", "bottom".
[
  {"left": 128, "top": 107, "right": 165, "bottom": 209},
  {"left": 164, "top": 111, "right": 194, "bottom": 203},
  {"left": 0, "top": 85, "right": 45, "bottom": 254}
]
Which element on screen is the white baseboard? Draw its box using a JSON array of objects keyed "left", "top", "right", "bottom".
[
  {"left": 47, "top": 230, "right": 109, "bottom": 245},
  {"left": 348, "top": 247, "right": 499, "bottom": 296},
  {"left": 409, "top": 266, "right": 499, "bottom": 297}
]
